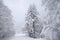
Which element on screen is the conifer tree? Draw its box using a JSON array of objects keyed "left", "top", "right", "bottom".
[
  {"left": 0, "top": 0, "right": 15, "bottom": 39},
  {"left": 25, "top": 4, "right": 43, "bottom": 38}
]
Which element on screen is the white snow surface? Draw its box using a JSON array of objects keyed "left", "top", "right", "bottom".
[{"left": 10, "top": 33, "right": 45, "bottom": 40}]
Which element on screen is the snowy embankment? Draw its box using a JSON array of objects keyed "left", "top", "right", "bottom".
[{"left": 10, "top": 33, "right": 45, "bottom": 40}]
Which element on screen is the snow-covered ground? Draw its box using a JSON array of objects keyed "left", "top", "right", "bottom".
[{"left": 10, "top": 33, "right": 45, "bottom": 40}]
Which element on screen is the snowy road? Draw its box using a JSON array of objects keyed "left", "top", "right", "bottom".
[
  {"left": 10, "top": 33, "right": 44, "bottom": 40},
  {"left": 10, "top": 36, "right": 44, "bottom": 40}
]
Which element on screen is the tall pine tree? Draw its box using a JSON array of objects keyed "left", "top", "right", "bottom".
[{"left": 25, "top": 4, "right": 43, "bottom": 38}]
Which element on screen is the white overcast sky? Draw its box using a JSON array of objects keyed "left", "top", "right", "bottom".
[{"left": 3, "top": 0, "right": 47, "bottom": 32}]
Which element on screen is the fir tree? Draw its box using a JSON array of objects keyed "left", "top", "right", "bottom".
[{"left": 25, "top": 4, "right": 43, "bottom": 38}]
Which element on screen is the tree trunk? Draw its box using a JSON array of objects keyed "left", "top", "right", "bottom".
[{"left": 33, "top": 21, "right": 36, "bottom": 38}]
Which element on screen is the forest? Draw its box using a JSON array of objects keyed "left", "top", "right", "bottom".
[{"left": 0, "top": 0, "right": 60, "bottom": 40}]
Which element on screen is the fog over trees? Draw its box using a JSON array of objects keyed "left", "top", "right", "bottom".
[{"left": 0, "top": 0, "right": 60, "bottom": 40}]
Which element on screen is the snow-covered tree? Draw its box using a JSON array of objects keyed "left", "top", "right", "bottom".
[
  {"left": 0, "top": 0, "right": 15, "bottom": 39},
  {"left": 41, "top": 0, "right": 60, "bottom": 40},
  {"left": 25, "top": 4, "right": 43, "bottom": 38}
]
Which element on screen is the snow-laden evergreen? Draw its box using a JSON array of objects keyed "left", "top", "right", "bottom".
[
  {"left": 41, "top": 0, "right": 60, "bottom": 40},
  {"left": 25, "top": 4, "right": 43, "bottom": 38},
  {"left": 0, "top": 0, "right": 15, "bottom": 39}
]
